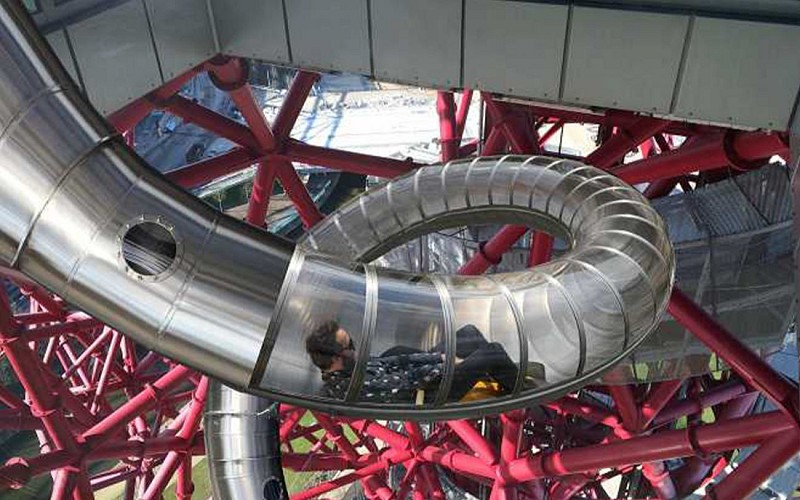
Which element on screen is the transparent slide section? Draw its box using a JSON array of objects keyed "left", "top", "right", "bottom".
[{"left": 254, "top": 156, "right": 675, "bottom": 419}]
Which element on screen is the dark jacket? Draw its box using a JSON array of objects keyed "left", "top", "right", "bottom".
[{"left": 321, "top": 352, "right": 443, "bottom": 403}]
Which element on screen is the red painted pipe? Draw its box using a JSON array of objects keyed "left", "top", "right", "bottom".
[
  {"left": 160, "top": 94, "right": 261, "bottom": 151},
  {"left": 639, "top": 379, "right": 684, "bottom": 430},
  {"left": 141, "top": 377, "right": 208, "bottom": 499},
  {"left": 705, "top": 433, "right": 800, "bottom": 500},
  {"left": 24, "top": 318, "right": 104, "bottom": 342},
  {"left": 483, "top": 127, "right": 507, "bottom": 155},
  {"left": 244, "top": 159, "right": 277, "bottom": 225},
  {"left": 483, "top": 94, "right": 537, "bottom": 154},
  {"left": 272, "top": 71, "right": 319, "bottom": 140},
  {"left": 668, "top": 288, "right": 799, "bottom": 422},
  {"left": 585, "top": 117, "right": 670, "bottom": 170},
  {"left": 674, "top": 392, "right": 759, "bottom": 496},
  {"left": 282, "top": 140, "right": 417, "bottom": 178},
  {"left": 653, "top": 382, "right": 747, "bottom": 427},
  {"left": 458, "top": 225, "right": 528, "bottom": 275},
  {"left": 437, "top": 91, "right": 458, "bottom": 162},
  {"left": 616, "top": 131, "right": 789, "bottom": 185},
  {"left": 538, "top": 119, "right": 565, "bottom": 146},
  {"left": 644, "top": 177, "right": 679, "bottom": 199},
  {"left": 107, "top": 63, "right": 203, "bottom": 132},
  {"left": 447, "top": 420, "right": 499, "bottom": 465},
  {"left": 506, "top": 411, "right": 794, "bottom": 483},
  {"left": 608, "top": 385, "right": 640, "bottom": 432},
  {"left": 166, "top": 148, "right": 259, "bottom": 189},
  {"left": 528, "top": 232, "right": 553, "bottom": 266},
  {"left": 208, "top": 56, "right": 277, "bottom": 152},
  {"left": 82, "top": 365, "right": 194, "bottom": 446},
  {"left": 274, "top": 160, "right": 324, "bottom": 228}
]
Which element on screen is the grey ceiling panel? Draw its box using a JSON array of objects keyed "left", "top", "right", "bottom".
[
  {"left": 68, "top": 0, "right": 162, "bottom": 115},
  {"left": 45, "top": 29, "right": 81, "bottom": 88},
  {"left": 674, "top": 17, "right": 800, "bottom": 130},
  {"left": 145, "top": 0, "right": 216, "bottom": 80},
  {"left": 563, "top": 7, "right": 688, "bottom": 114},
  {"left": 210, "top": 0, "right": 289, "bottom": 64},
  {"left": 286, "top": 0, "right": 370, "bottom": 75},
  {"left": 371, "top": 0, "right": 462, "bottom": 88},
  {"left": 463, "top": 0, "right": 567, "bottom": 100}
]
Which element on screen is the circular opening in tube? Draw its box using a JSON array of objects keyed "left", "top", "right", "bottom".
[
  {"left": 262, "top": 477, "right": 285, "bottom": 499},
  {"left": 121, "top": 221, "right": 177, "bottom": 277}
]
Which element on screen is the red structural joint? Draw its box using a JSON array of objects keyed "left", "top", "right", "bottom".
[
  {"left": 207, "top": 55, "right": 249, "bottom": 92},
  {"left": 616, "top": 131, "right": 789, "bottom": 185}
]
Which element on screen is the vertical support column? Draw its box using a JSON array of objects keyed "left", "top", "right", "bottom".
[{"left": 437, "top": 91, "right": 458, "bottom": 162}]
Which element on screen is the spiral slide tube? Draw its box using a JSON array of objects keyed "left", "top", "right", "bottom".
[
  {"left": 0, "top": 2, "right": 673, "bottom": 420},
  {"left": 253, "top": 155, "right": 675, "bottom": 419}
]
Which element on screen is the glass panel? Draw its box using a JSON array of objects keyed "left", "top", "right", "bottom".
[
  {"left": 440, "top": 276, "right": 521, "bottom": 404},
  {"left": 417, "top": 165, "right": 447, "bottom": 217},
  {"left": 501, "top": 270, "right": 582, "bottom": 386},
  {"left": 262, "top": 254, "right": 366, "bottom": 401},
  {"left": 357, "top": 270, "right": 445, "bottom": 406},
  {"left": 551, "top": 261, "right": 626, "bottom": 372}
]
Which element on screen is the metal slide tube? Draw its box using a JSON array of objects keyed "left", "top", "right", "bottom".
[
  {"left": 253, "top": 155, "right": 674, "bottom": 419},
  {"left": 0, "top": 3, "right": 292, "bottom": 389},
  {"left": 0, "top": 0, "right": 672, "bottom": 422}
]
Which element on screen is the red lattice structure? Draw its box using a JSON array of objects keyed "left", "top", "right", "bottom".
[{"left": 0, "top": 56, "right": 798, "bottom": 500}]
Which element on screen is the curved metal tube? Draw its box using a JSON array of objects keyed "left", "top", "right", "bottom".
[
  {"left": 0, "top": 2, "right": 292, "bottom": 389},
  {"left": 0, "top": 2, "right": 672, "bottom": 419},
  {"left": 205, "top": 380, "right": 288, "bottom": 500},
  {"left": 253, "top": 156, "right": 674, "bottom": 418}
]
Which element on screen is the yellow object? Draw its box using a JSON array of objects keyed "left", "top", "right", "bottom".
[{"left": 460, "top": 381, "right": 503, "bottom": 402}]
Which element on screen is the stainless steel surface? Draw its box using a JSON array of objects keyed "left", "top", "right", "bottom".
[
  {"left": 0, "top": 0, "right": 292, "bottom": 389},
  {"left": 252, "top": 156, "right": 675, "bottom": 419},
  {"left": 205, "top": 380, "right": 286, "bottom": 500}
]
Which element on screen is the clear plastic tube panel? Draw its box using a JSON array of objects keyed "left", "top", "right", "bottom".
[{"left": 252, "top": 157, "right": 675, "bottom": 419}]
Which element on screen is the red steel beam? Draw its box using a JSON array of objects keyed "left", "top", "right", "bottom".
[
  {"left": 141, "top": 377, "right": 208, "bottom": 500},
  {"left": 158, "top": 94, "right": 261, "bottom": 151},
  {"left": 245, "top": 159, "right": 278, "bottom": 225},
  {"left": 458, "top": 225, "right": 528, "bottom": 275},
  {"left": 281, "top": 140, "right": 418, "bottom": 178},
  {"left": 668, "top": 288, "right": 799, "bottom": 422},
  {"left": 528, "top": 232, "right": 553, "bottom": 267},
  {"left": 538, "top": 119, "right": 565, "bottom": 146},
  {"left": 585, "top": 116, "right": 670, "bottom": 170},
  {"left": 615, "top": 131, "right": 789, "bottom": 185},
  {"left": 447, "top": 420, "right": 499, "bottom": 465},
  {"left": 652, "top": 382, "right": 747, "bottom": 427},
  {"left": 639, "top": 379, "right": 684, "bottom": 430},
  {"left": 271, "top": 71, "right": 319, "bottom": 141},
  {"left": 608, "top": 385, "right": 640, "bottom": 432},
  {"left": 165, "top": 148, "right": 259, "bottom": 189},
  {"left": 505, "top": 411, "right": 794, "bottom": 483},
  {"left": 483, "top": 94, "right": 538, "bottom": 154},
  {"left": 674, "top": 392, "right": 758, "bottom": 496},
  {"left": 705, "top": 433, "right": 800, "bottom": 500},
  {"left": 81, "top": 365, "right": 194, "bottom": 447},
  {"left": 107, "top": 63, "right": 204, "bottom": 132},
  {"left": 274, "top": 160, "right": 324, "bottom": 228},
  {"left": 208, "top": 56, "right": 277, "bottom": 151},
  {"left": 437, "top": 91, "right": 458, "bottom": 162}
]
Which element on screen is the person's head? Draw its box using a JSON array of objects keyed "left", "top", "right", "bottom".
[{"left": 305, "top": 320, "right": 355, "bottom": 372}]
